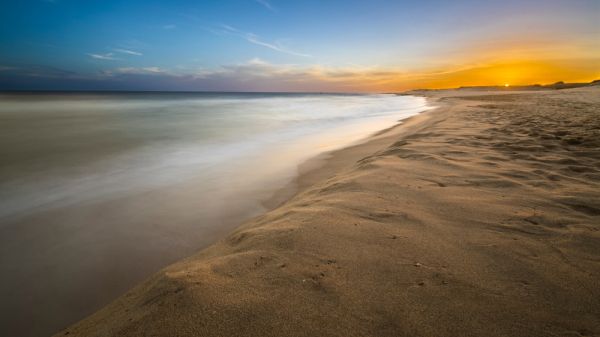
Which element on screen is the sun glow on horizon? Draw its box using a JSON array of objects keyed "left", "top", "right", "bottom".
[{"left": 376, "top": 58, "right": 600, "bottom": 92}]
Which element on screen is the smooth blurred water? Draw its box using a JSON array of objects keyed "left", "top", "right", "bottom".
[
  {"left": 0, "top": 92, "right": 429, "bottom": 337},
  {"left": 0, "top": 92, "right": 428, "bottom": 219}
]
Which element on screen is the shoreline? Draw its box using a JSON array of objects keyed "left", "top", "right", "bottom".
[
  {"left": 56, "top": 87, "right": 600, "bottom": 337},
  {"left": 263, "top": 101, "right": 437, "bottom": 210}
]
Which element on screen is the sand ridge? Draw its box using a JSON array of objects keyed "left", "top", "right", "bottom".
[{"left": 56, "top": 87, "right": 600, "bottom": 337}]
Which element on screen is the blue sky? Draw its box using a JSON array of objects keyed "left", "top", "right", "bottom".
[{"left": 0, "top": 0, "right": 598, "bottom": 91}]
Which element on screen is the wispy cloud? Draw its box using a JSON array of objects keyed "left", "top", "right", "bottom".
[
  {"left": 109, "top": 67, "right": 167, "bottom": 75},
  {"left": 5, "top": 57, "right": 599, "bottom": 92},
  {"left": 193, "top": 59, "right": 399, "bottom": 86},
  {"left": 94, "top": 58, "right": 396, "bottom": 92},
  {"left": 255, "top": 0, "right": 275, "bottom": 11},
  {"left": 87, "top": 53, "right": 117, "bottom": 60},
  {"left": 219, "top": 25, "right": 310, "bottom": 57},
  {"left": 114, "top": 48, "right": 143, "bottom": 56},
  {"left": 163, "top": 24, "right": 176, "bottom": 30}
]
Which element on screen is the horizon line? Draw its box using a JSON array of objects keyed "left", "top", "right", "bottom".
[{"left": 1, "top": 79, "right": 598, "bottom": 95}]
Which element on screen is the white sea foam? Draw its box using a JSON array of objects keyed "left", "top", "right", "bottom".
[{"left": 0, "top": 93, "right": 429, "bottom": 219}]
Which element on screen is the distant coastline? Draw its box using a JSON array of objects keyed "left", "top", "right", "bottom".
[{"left": 401, "top": 79, "right": 600, "bottom": 93}]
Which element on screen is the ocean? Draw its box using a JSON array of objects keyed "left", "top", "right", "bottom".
[{"left": 0, "top": 92, "right": 429, "bottom": 336}]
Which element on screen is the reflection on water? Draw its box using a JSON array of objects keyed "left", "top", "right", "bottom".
[{"left": 0, "top": 92, "right": 428, "bottom": 337}]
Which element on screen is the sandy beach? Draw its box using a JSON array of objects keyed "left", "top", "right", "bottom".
[{"left": 56, "top": 86, "right": 600, "bottom": 337}]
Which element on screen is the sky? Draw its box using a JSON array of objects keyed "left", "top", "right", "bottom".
[{"left": 0, "top": 0, "right": 598, "bottom": 92}]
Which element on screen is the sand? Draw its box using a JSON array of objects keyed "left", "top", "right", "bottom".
[{"left": 55, "top": 87, "right": 600, "bottom": 337}]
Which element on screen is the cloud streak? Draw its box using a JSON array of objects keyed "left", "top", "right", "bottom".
[
  {"left": 108, "top": 67, "right": 167, "bottom": 75},
  {"left": 87, "top": 53, "right": 117, "bottom": 60},
  {"left": 114, "top": 48, "right": 143, "bottom": 56},
  {"left": 255, "top": 0, "right": 275, "bottom": 11},
  {"left": 219, "top": 25, "right": 311, "bottom": 57},
  {"left": 189, "top": 59, "right": 402, "bottom": 91}
]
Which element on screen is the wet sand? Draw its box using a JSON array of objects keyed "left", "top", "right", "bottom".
[{"left": 57, "top": 87, "right": 600, "bottom": 337}]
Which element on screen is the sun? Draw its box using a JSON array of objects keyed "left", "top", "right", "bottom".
[{"left": 504, "top": 83, "right": 510, "bottom": 87}]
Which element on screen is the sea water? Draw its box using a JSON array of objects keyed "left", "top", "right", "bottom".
[{"left": 0, "top": 92, "right": 429, "bottom": 336}]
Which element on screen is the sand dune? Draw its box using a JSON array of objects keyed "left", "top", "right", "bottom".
[{"left": 56, "top": 87, "right": 600, "bottom": 337}]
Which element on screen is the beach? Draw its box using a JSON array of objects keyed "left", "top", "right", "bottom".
[{"left": 57, "top": 86, "right": 600, "bottom": 337}]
